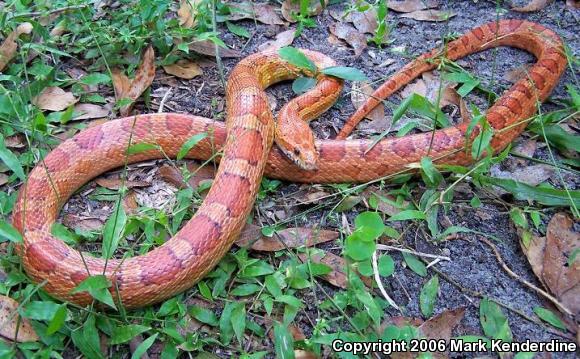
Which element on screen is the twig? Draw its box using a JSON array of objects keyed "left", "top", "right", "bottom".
[
  {"left": 476, "top": 236, "right": 573, "bottom": 317},
  {"left": 371, "top": 251, "right": 401, "bottom": 311},
  {"left": 158, "top": 88, "right": 172, "bottom": 113},
  {"left": 376, "top": 244, "right": 451, "bottom": 261}
]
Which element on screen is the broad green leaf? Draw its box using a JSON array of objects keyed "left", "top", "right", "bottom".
[
  {"left": 533, "top": 307, "right": 566, "bottom": 330},
  {"left": 354, "top": 211, "right": 385, "bottom": 240},
  {"left": 70, "top": 315, "right": 103, "bottom": 359},
  {"left": 388, "top": 210, "right": 426, "bottom": 222},
  {"left": 231, "top": 302, "right": 246, "bottom": 344},
  {"left": 102, "top": 205, "right": 127, "bottom": 259},
  {"left": 420, "top": 157, "right": 443, "bottom": 188},
  {"left": 51, "top": 222, "right": 79, "bottom": 244},
  {"left": 80, "top": 73, "right": 111, "bottom": 85},
  {"left": 0, "top": 136, "right": 25, "bottom": 180},
  {"left": 419, "top": 276, "right": 439, "bottom": 317},
  {"left": 111, "top": 324, "right": 150, "bottom": 344},
  {"left": 472, "top": 125, "right": 493, "bottom": 159},
  {"left": 292, "top": 76, "right": 316, "bottom": 94},
  {"left": 481, "top": 176, "right": 580, "bottom": 207},
  {"left": 345, "top": 233, "right": 376, "bottom": 261},
  {"left": 231, "top": 283, "right": 262, "bottom": 296},
  {"left": 378, "top": 255, "right": 395, "bottom": 277},
  {"left": 402, "top": 253, "right": 427, "bottom": 277},
  {"left": 190, "top": 305, "right": 219, "bottom": 326},
  {"left": 321, "top": 66, "right": 367, "bottom": 81},
  {"left": 278, "top": 47, "right": 315, "bottom": 72},
  {"left": 509, "top": 208, "right": 528, "bottom": 229},
  {"left": 569, "top": 248, "right": 580, "bottom": 266},
  {"left": 131, "top": 333, "right": 159, "bottom": 359},
  {"left": 480, "top": 298, "right": 512, "bottom": 342},
  {"left": 71, "top": 275, "right": 117, "bottom": 309},
  {"left": 127, "top": 143, "right": 158, "bottom": 155},
  {"left": 21, "top": 301, "right": 61, "bottom": 321},
  {"left": 177, "top": 133, "right": 208, "bottom": 160},
  {"left": 0, "top": 220, "right": 22, "bottom": 243},
  {"left": 226, "top": 21, "right": 251, "bottom": 38},
  {"left": 46, "top": 305, "right": 67, "bottom": 334},
  {"left": 536, "top": 124, "right": 579, "bottom": 153},
  {"left": 273, "top": 322, "right": 294, "bottom": 359},
  {"left": 220, "top": 302, "right": 235, "bottom": 345}
]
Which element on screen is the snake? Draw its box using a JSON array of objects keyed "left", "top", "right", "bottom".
[{"left": 12, "top": 20, "right": 566, "bottom": 309}]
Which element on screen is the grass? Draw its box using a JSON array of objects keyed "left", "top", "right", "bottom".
[{"left": 0, "top": 1, "right": 578, "bottom": 358}]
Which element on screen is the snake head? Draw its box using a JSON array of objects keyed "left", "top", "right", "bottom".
[{"left": 275, "top": 119, "right": 318, "bottom": 171}]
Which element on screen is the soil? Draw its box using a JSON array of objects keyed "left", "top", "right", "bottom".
[{"left": 59, "top": 0, "right": 579, "bottom": 357}]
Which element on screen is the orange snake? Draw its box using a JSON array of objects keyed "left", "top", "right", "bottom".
[{"left": 12, "top": 20, "right": 566, "bottom": 308}]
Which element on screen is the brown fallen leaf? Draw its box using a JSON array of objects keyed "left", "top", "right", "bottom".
[
  {"left": 162, "top": 60, "right": 203, "bottom": 79},
  {"left": 95, "top": 177, "right": 150, "bottom": 190},
  {"left": 388, "top": 0, "right": 439, "bottom": 13},
  {"left": 400, "top": 9, "right": 455, "bottom": 22},
  {"left": 178, "top": 0, "right": 202, "bottom": 28},
  {"left": 344, "top": 8, "right": 378, "bottom": 34},
  {"left": 351, "top": 81, "right": 385, "bottom": 123},
  {"left": 158, "top": 162, "right": 216, "bottom": 191},
  {"left": 329, "top": 22, "right": 367, "bottom": 57},
  {"left": 521, "top": 213, "right": 579, "bottom": 317},
  {"left": 4, "top": 134, "right": 25, "bottom": 149},
  {"left": 229, "top": 2, "right": 285, "bottom": 25},
  {"left": 281, "top": 0, "right": 326, "bottom": 23},
  {"left": 297, "top": 251, "right": 374, "bottom": 289},
  {"left": 119, "top": 45, "right": 155, "bottom": 116},
  {"left": 362, "top": 188, "right": 408, "bottom": 216},
  {"left": 0, "top": 295, "right": 39, "bottom": 342},
  {"left": 62, "top": 214, "right": 104, "bottom": 232},
  {"left": 122, "top": 190, "right": 139, "bottom": 215},
  {"left": 512, "top": 0, "right": 553, "bottom": 12},
  {"left": 0, "top": 22, "right": 33, "bottom": 71},
  {"left": 264, "top": 316, "right": 306, "bottom": 341},
  {"left": 32, "top": 86, "right": 78, "bottom": 111},
  {"left": 236, "top": 224, "right": 338, "bottom": 250},
  {"left": 491, "top": 164, "right": 554, "bottom": 187},
  {"left": 418, "top": 307, "right": 466, "bottom": 341},
  {"left": 294, "top": 350, "right": 318, "bottom": 359},
  {"left": 73, "top": 103, "right": 110, "bottom": 120},
  {"left": 506, "top": 64, "right": 532, "bottom": 83},
  {"left": 111, "top": 68, "right": 131, "bottom": 99},
  {"left": 189, "top": 40, "right": 241, "bottom": 58},
  {"left": 258, "top": 29, "right": 296, "bottom": 52}
]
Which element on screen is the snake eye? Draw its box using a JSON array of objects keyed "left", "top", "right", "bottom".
[{"left": 293, "top": 148, "right": 301, "bottom": 156}]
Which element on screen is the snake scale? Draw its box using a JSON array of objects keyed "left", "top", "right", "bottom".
[{"left": 12, "top": 20, "right": 566, "bottom": 308}]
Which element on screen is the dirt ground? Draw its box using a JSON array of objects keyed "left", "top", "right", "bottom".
[{"left": 57, "top": 0, "right": 579, "bottom": 357}]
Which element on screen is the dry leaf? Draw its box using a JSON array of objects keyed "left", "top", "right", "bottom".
[
  {"left": 282, "top": 0, "right": 326, "bottom": 23},
  {"left": 95, "top": 177, "right": 150, "bottom": 190},
  {"left": 400, "top": 9, "right": 455, "bottom": 22},
  {"left": 490, "top": 164, "right": 554, "bottom": 187},
  {"left": 229, "top": 2, "right": 284, "bottom": 25},
  {"left": 236, "top": 227, "right": 338, "bottom": 251},
  {"left": 362, "top": 188, "right": 408, "bottom": 216},
  {"left": 297, "top": 251, "right": 373, "bottom": 289},
  {"left": 4, "top": 134, "right": 25, "bottom": 149},
  {"left": 351, "top": 81, "right": 385, "bottom": 123},
  {"left": 388, "top": 0, "right": 439, "bottom": 12},
  {"left": 345, "top": 8, "right": 378, "bottom": 34},
  {"left": 32, "top": 86, "right": 78, "bottom": 111},
  {"left": 506, "top": 64, "right": 532, "bottom": 83},
  {"left": 163, "top": 60, "right": 203, "bottom": 79},
  {"left": 189, "top": 40, "right": 241, "bottom": 58},
  {"left": 158, "top": 162, "right": 216, "bottom": 191},
  {"left": 62, "top": 214, "right": 104, "bottom": 232},
  {"left": 178, "top": 0, "right": 201, "bottom": 28},
  {"left": 329, "top": 22, "right": 367, "bottom": 57},
  {"left": 0, "top": 22, "right": 33, "bottom": 71},
  {"left": 122, "top": 190, "right": 140, "bottom": 215},
  {"left": 258, "top": 29, "right": 296, "bottom": 52},
  {"left": 566, "top": 0, "right": 580, "bottom": 8},
  {"left": 512, "top": 0, "right": 553, "bottom": 12},
  {"left": 73, "top": 103, "right": 110, "bottom": 120},
  {"left": 0, "top": 295, "right": 39, "bottom": 342},
  {"left": 111, "top": 68, "right": 131, "bottom": 98},
  {"left": 521, "top": 213, "right": 580, "bottom": 317},
  {"left": 418, "top": 307, "right": 466, "bottom": 341},
  {"left": 295, "top": 350, "right": 318, "bottom": 359},
  {"left": 119, "top": 45, "right": 156, "bottom": 116}
]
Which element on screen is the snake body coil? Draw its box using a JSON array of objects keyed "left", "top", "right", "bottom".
[{"left": 13, "top": 20, "right": 566, "bottom": 308}]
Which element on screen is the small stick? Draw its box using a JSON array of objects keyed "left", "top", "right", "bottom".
[
  {"left": 376, "top": 244, "right": 451, "bottom": 261},
  {"left": 372, "top": 251, "right": 401, "bottom": 311},
  {"left": 158, "top": 88, "right": 172, "bottom": 113}
]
